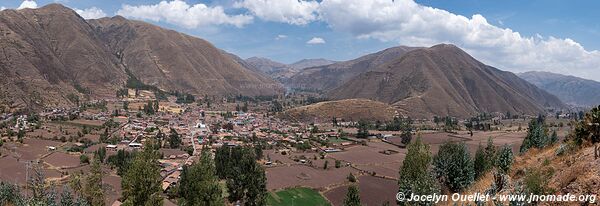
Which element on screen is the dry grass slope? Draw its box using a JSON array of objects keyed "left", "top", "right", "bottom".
[{"left": 279, "top": 99, "right": 396, "bottom": 123}]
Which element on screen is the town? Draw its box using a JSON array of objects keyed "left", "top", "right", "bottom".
[{"left": 0, "top": 88, "right": 583, "bottom": 206}]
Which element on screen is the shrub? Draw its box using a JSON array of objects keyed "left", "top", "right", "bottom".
[
  {"left": 495, "top": 145, "right": 514, "bottom": 174},
  {"left": 79, "top": 155, "right": 90, "bottom": 164},
  {"left": 524, "top": 168, "right": 551, "bottom": 196},
  {"left": 433, "top": 141, "right": 475, "bottom": 192},
  {"left": 347, "top": 173, "right": 357, "bottom": 182}
]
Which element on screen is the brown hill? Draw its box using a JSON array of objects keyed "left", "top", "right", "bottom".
[
  {"left": 0, "top": 4, "right": 282, "bottom": 111},
  {"left": 327, "top": 44, "right": 566, "bottom": 118},
  {"left": 0, "top": 4, "right": 127, "bottom": 111},
  {"left": 286, "top": 46, "right": 419, "bottom": 91},
  {"left": 89, "top": 16, "right": 282, "bottom": 96},
  {"left": 279, "top": 99, "right": 396, "bottom": 123}
]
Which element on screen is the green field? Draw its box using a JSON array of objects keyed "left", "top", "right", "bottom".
[{"left": 267, "top": 188, "right": 331, "bottom": 206}]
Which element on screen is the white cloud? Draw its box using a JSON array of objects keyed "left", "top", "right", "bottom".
[
  {"left": 17, "top": 0, "right": 37, "bottom": 10},
  {"left": 316, "top": 0, "right": 600, "bottom": 80},
  {"left": 117, "top": 0, "right": 253, "bottom": 28},
  {"left": 234, "top": 0, "right": 319, "bottom": 25},
  {"left": 307, "top": 37, "right": 325, "bottom": 44},
  {"left": 275, "top": 34, "right": 287, "bottom": 40},
  {"left": 74, "top": 7, "right": 106, "bottom": 19},
  {"left": 0, "top": 6, "right": 6, "bottom": 11},
  {"left": 235, "top": 0, "right": 597, "bottom": 80}
]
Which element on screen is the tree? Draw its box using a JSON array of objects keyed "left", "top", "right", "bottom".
[
  {"left": 1, "top": 181, "right": 25, "bottom": 205},
  {"left": 83, "top": 159, "right": 104, "bottom": 206},
  {"left": 59, "top": 186, "right": 76, "bottom": 206},
  {"left": 107, "top": 150, "right": 135, "bottom": 175},
  {"left": 343, "top": 185, "right": 361, "bottom": 206},
  {"left": 94, "top": 147, "right": 106, "bottom": 163},
  {"left": 473, "top": 144, "right": 488, "bottom": 180},
  {"left": 178, "top": 148, "right": 224, "bottom": 206},
  {"left": 495, "top": 144, "right": 514, "bottom": 174},
  {"left": 168, "top": 128, "right": 181, "bottom": 149},
  {"left": 400, "top": 130, "right": 412, "bottom": 145},
  {"left": 520, "top": 118, "right": 549, "bottom": 153},
  {"left": 474, "top": 138, "right": 496, "bottom": 179},
  {"left": 356, "top": 120, "right": 370, "bottom": 138},
  {"left": 27, "top": 163, "right": 54, "bottom": 204},
  {"left": 398, "top": 136, "right": 440, "bottom": 206},
  {"left": 432, "top": 142, "right": 474, "bottom": 192},
  {"left": 243, "top": 158, "right": 267, "bottom": 206},
  {"left": 215, "top": 146, "right": 267, "bottom": 205},
  {"left": 121, "top": 143, "right": 163, "bottom": 206},
  {"left": 549, "top": 130, "right": 558, "bottom": 145}
]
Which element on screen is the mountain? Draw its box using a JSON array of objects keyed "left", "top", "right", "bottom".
[
  {"left": 244, "top": 57, "right": 299, "bottom": 82},
  {"left": 325, "top": 44, "right": 565, "bottom": 118},
  {"left": 518, "top": 71, "right": 600, "bottom": 107},
  {"left": 0, "top": 4, "right": 127, "bottom": 111},
  {"left": 89, "top": 16, "right": 282, "bottom": 97},
  {"left": 245, "top": 57, "right": 290, "bottom": 73},
  {"left": 289, "top": 58, "right": 337, "bottom": 70},
  {"left": 287, "top": 46, "right": 420, "bottom": 91},
  {"left": 0, "top": 4, "right": 282, "bottom": 111}
]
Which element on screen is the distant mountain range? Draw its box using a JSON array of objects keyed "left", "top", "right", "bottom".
[
  {"left": 288, "top": 44, "right": 566, "bottom": 118},
  {"left": 245, "top": 57, "right": 336, "bottom": 82},
  {"left": 289, "top": 58, "right": 337, "bottom": 70},
  {"left": 518, "top": 71, "right": 600, "bottom": 107},
  {"left": 0, "top": 4, "right": 282, "bottom": 111}
]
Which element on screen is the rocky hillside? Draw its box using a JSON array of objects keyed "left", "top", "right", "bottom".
[
  {"left": 325, "top": 44, "right": 566, "bottom": 118},
  {"left": 0, "top": 4, "right": 283, "bottom": 112},
  {"left": 518, "top": 71, "right": 600, "bottom": 107}
]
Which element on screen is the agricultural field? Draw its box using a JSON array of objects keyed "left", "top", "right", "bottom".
[{"left": 267, "top": 187, "right": 330, "bottom": 206}]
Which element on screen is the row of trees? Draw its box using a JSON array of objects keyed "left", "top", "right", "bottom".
[
  {"left": 397, "top": 136, "right": 515, "bottom": 205},
  {"left": 0, "top": 159, "right": 104, "bottom": 206}
]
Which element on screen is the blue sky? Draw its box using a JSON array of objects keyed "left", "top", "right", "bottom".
[{"left": 2, "top": 0, "right": 599, "bottom": 80}]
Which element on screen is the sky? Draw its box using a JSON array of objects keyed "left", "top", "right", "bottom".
[{"left": 1, "top": 0, "right": 599, "bottom": 80}]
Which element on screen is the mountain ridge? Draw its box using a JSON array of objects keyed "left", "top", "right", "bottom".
[
  {"left": 317, "top": 44, "right": 565, "bottom": 118},
  {"left": 518, "top": 71, "right": 600, "bottom": 107},
  {"left": 0, "top": 4, "right": 283, "bottom": 112}
]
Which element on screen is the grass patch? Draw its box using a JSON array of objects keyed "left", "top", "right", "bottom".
[
  {"left": 328, "top": 137, "right": 347, "bottom": 143},
  {"left": 267, "top": 188, "right": 330, "bottom": 206}
]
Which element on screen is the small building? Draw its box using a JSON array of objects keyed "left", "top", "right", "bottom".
[
  {"left": 128, "top": 142, "right": 142, "bottom": 149},
  {"left": 106, "top": 144, "right": 118, "bottom": 150}
]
